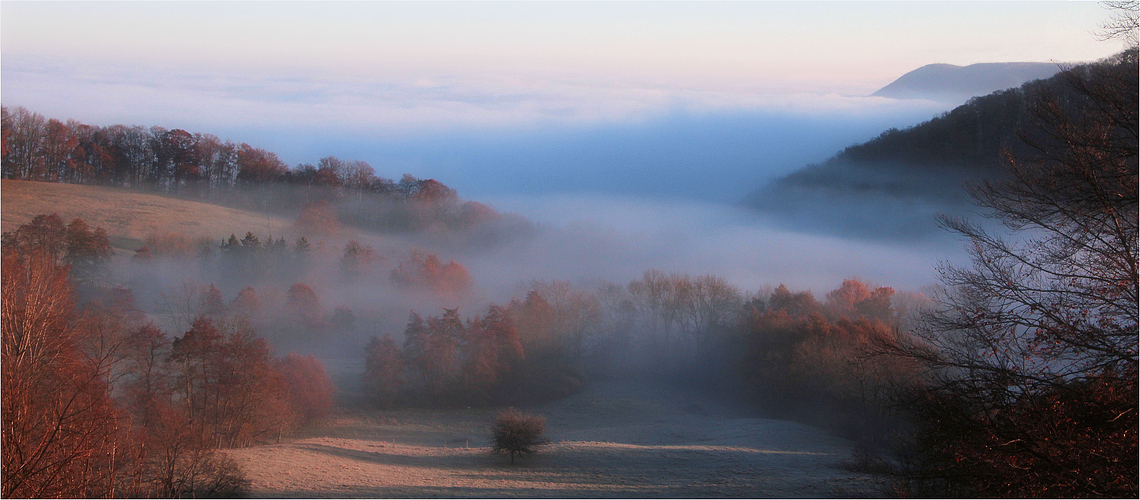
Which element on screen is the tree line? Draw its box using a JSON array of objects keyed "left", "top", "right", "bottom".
[
  {"left": 0, "top": 106, "right": 532, "bottom": 240},
  {"left": 1, "top": 107, "right": 386, "bottom": 194}
]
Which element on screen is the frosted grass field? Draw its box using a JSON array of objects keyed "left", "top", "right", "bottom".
[{"left": 227, "top": 379, "right": 883, "bottom": 498}]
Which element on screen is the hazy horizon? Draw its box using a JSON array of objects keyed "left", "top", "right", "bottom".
[
  {"left": 1, "top": 1, "right": 1127, "bottom": 295},
  {"left": 2, "top": 2, "right": 1124, "bottom": 203}
]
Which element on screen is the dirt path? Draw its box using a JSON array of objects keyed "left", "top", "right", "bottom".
[{"left": 226, "top": 379, "right": 883, "bottom": 497}]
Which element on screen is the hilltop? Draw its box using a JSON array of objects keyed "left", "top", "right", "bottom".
[
  {"left": 748, "top": 50, "right": 1136, "bottom": 241},
  {"left": 872, "top": 61, "right": 1062, "bottom": 103}
]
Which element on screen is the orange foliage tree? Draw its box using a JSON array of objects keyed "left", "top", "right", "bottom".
[
  {"left": 275, "top": 353, "right": 335, "bottom": 424},
  {"left": 362, "top": 334, "right": 406, "bottom": 407},
  {"left": 390, "top": 250, "right": 472, "bottom": 301},
  {"left": 1, "top": 251, "right": 125, "bottom": 497}
]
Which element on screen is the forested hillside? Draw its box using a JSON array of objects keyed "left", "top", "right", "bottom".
[{"left": 747, "top": 50, "right": 1136, "bottom": 241}]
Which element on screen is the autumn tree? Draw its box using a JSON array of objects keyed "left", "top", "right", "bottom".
[
  {"left": 293, "top": 200, "right": 342, "bottom": 238},
  {"left": 422, "top": 308, "right": 464, "bottom": 398},
  {"left": 168, "top": 317, "right": 294, "bottom": 448},
  {"left": 275, "top": 353, "right": 335, "bottom": 424},
  {"left": 824, "top": 279, "right": 894, "bottom": 322},
  {"left": 286, "top": 282, "right": 323, "bottom": 330},
  {"left": 390, "top": 250, "right": 472, "bottom": 300},
  {"left": 362, "top": 335, "right": 406, "bottom": 407},
  {"left": 886, "top": 49, "right": 1138, "bottom": 497},
  {"left": 2, "top": 213, "right": 69, "bottom": 262},
  {"left": 1, "top": 250, "right": 126, "bottom": 497},
  {"left": 462, "top": 305, "right": 525, "bottom": 399},
  {"left": 736, "top": 279, "right": 920, "bottom": 444},
  {"left": 234, "top": 143, "right": 287, "bottom": 185},
  {"left": 512, "top": 290, "right": 556, "bottom": 355},
  {"left": 229, "top": 286, "right": 262, "bottom": 321},
  {"left": 340, "top": 240, "right": 380, "bottom": 279}
]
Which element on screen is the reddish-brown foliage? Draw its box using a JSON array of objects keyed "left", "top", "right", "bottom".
[
  {"left": 390, "top": 250, "right": 472, "bottom": 300},
  {"left": 229, "top": 286, "right": 262, "bottom": 320},
  {"left": 901, "top": 372, "right": 1138, "bottom": 498},
  {"left": 169, "top": 317, "right": 293, "bottom": 448},
  {"left": 286, "top": 282, "right": 323, "bottom": 328},
  {"left": 1, "top": 250, "right": 126, "bottom": 498},
  {"left": 462, "top": 305, "right": 525, "bottom": 395},
  {"left": 362, "top": 335, "right": 406, "bottom": 406},
  {"left": 275, "top": 353, "right": 335, "bottom": 424},
  {"left": 293, "top": 200, "right": 341, "bottom": 238}
]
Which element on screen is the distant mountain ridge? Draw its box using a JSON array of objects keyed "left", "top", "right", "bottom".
[
  {"left": 748, "top": 50, "right": 1136, "bottom": 241},
  {"left": 873, "top": 62, "right": 1063, "bottom": 103}
]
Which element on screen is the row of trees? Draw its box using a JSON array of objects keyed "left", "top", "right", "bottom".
[
  {"left": 739, "top": 281, "right": 919, "bottom": 441},
  {"left": 0, "top": 107, "right": 381, "bottom": 195},
  {"left": 1, "top": 108, "right": 290, "bottom": 190},
  {"left": 2, "top": 217, "right": 335, "bottom": 498},
  {"left": 134, "top": 226, "right": 473, "bottom": 306},
  {"left": 362, "top": 306, "right": 525, "bottom": 406},
  {"left": 0, "top": 107, "right": 531, "bottom": 240},
  {"left": 354, "top": 273, "right": 918, "bottom": 412}
]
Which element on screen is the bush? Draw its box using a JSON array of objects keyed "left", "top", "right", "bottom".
[{"left": 491, "top": 408, "right": 547, "bottom": 464}]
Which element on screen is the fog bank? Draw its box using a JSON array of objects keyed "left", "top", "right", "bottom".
[{"left": 469, "top": 193, "right": 968, "bottom": 298}]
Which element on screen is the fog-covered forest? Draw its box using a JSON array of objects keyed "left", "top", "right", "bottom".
[{"left": 2, "top": 17, "right": 1136, "bottom": 500}]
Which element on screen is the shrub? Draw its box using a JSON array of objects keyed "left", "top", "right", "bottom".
[{"left": 491, "top": 408, "right": 547, "bottom": 464}]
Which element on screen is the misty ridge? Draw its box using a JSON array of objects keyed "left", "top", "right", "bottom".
[
  {"left": 871, "top": 61, "right": 1063, "bottom": 103},
  {"left": 1, "top": 43, "right": 1136, "bottom": 498},
  {"left": 746, "top": 56, "right": 1119, "bottom": 242}
]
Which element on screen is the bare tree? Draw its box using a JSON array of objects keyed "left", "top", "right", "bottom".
[
  {"left": 1099, "top": 1, "right": 1139, "bottom": 47},
  {"left": 886, "top": 50, "right": 1137, "bottom": 497}
]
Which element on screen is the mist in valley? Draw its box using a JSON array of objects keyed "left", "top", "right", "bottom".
[
  {"left": 4, "top": 2, "right": 1134, "bottom": 497},
  {"left": 0, "top": 82, "right": 1017, "bottom": 500}
]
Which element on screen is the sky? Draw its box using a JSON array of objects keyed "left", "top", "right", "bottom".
[{"left": 0, "top": 1, "right": 1127, "bottom": 201}]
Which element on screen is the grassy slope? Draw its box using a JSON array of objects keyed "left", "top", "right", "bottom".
[{"left": 1, "top": 180, "right": 298, "bottom": 252}]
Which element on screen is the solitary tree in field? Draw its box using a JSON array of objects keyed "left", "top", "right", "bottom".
[{"left": 491, "top": 408, "right": 547, "bottom": 464}]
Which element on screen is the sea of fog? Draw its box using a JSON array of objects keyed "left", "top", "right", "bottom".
[
  {"left": 9, "top": 62, "right": 973, "bottom": 294},
  {"left": 236, "top": 104, "right": 950, "bottom": 204},
  {"left": 254, "top": 104, "right": 972, "bottom": 296},
  {"left": 465, "top": 192, "right": 968, "bottom": 299}
]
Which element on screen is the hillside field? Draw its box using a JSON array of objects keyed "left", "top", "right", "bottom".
[{"left": 1, "top": 180, "right": 298, "bottom": 252}]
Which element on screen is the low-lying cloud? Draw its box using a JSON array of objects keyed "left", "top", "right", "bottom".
[
  {"left": 2, "top": 56, "right": 947, "bottom": 132},
  {"left": 467, "top": 194, "right": 969, "bottom": 299}
]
